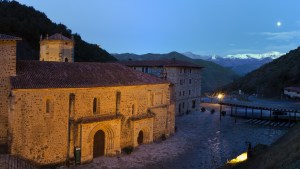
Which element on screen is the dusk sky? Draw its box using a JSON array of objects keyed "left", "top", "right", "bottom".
[{"left": 18, "top": 0, "right": 300, "bottom": 56}]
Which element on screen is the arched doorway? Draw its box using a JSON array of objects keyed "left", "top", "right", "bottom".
[
  {"left": 137, "top": 131, "right": 143, "bottom": 145},
  {"left": 93, "top": 130, "right": 105, "bottom": 158}
]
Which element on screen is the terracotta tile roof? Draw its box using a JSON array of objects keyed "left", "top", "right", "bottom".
[
  {"left": 47, "top": 33, "right": 72, "bottom": 41},
  {"left": 120, "top": 59, "right": 203, "bottom": 68},
  {"left": 0, "top": 34, "right": 21, "bottom": 41},
  {"left": 285, "top": 87, "right": 300, "bottom": 92},
  {"left": 11, "top": 61, "right": 169, "bottom": 89}
]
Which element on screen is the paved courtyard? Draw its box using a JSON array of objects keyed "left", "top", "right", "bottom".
[{"left": 70, "top": 103, "right": 287, "bottom": 169}]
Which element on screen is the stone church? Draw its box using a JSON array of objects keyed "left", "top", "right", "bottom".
[{"left": 0, "top": 33, "right": 175, "bottom": 167}]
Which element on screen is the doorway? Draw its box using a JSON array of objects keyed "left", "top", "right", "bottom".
[{"left": 93, "top": 130, "right": 105, "bottom": 158}]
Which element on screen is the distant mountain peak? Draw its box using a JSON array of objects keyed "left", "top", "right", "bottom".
[{"left": 224, "top": 51, "right": 285, "bottom": 60}]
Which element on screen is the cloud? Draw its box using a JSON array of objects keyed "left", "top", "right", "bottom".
[{"left": 261, "top": 31, "right": 300, "bottom": 41}]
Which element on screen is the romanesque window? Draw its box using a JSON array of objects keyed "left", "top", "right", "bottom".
[
  {"left": 116, "top": 91, "right": 121, "bottom": 114},
  {"left": 93, "top": 98, "right": 100, "bottom": 114},
  {"left": 46, "top": 99, "right": 52, "bottom": 114},
  {"left": 69, "top": 93, "right": 75, "bottom": 116},
  {"left": 132, "top": 104, "right": 135, "bottom": 116},
  {"left": 150, "top": 93, "right": 154, "bottom": 106}
]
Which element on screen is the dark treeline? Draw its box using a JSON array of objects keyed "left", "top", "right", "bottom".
[{"left": 0, "top": 1, "right": 117, "bottom": 62}]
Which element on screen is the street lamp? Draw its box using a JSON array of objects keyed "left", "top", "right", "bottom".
[{"left": 217, "top": 93, "right": 224, "bottom": 101}]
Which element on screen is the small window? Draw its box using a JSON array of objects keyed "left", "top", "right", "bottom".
[
  {"left": 183, "top": 91, "right": 185, "bottom": 96},
  {"left": 179, "top": 91, "right": 181, "bottom": 97},
  {"left": 116, "top": 91, "right": 121, "bottom": 114},
  {"left": 142, "top": 67, "right": 145, "bottom": 72},
  {"left": 180, "top": 80, "right": 183, "bottom": 85},
  {"left": 93, "top": 98, "right": 97, "bottom": 114},
  {"left": 190, "top": 69, "right": 192, "bottom": 73},
  {"left": 189, "top": 79, "right": 192, "bottom": 84},
  {"left": 192, "top": 100, "right": 196, "bottom": 108},
  {"left": 132, "top": 104, "right": 135, "bottom": 116},
  {"left": 189, "top": 90, "right": 191, "bottom": 95},
  {"left": 46, "top": 99, "right": 53, "bottom": 114},
  {"left": 182, "top": 102, "right": 185, "bottom": 108},
  {"left": 46, "top": 99, "right": 51, "bottom": 113},
  {"left": 145, "top": 67, "right": 148, "bottom": 73},
  {"left": 69, "top": 93, "right": 75, "bottom": 116}
]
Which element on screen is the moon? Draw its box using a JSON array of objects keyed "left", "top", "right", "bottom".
[{"left": 276, "top": 21, "right": 282, "bottom": 27}]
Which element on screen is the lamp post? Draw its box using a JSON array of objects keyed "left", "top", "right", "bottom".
[{"left": 218, "top": 93, "right": 225, "bottom": 120}]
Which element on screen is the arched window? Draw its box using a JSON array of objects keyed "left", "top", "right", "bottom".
[
  {"left": 46, "top": 99, "right": 51, "bottom": 113},
  {"left": 93, "top": 98, "right": 100, "bottom": 114},
  {"left": 69, "top": 93, "right": 75, "bottom": 116},
  {"left": 132, "top": 104, "right": 135, "bottom": 116},
  {"left": 65, "top": 58, "right": 68, "bottom": 62},
  {"left": 116, "top": 91, "right": 121, "bottom": 114}
]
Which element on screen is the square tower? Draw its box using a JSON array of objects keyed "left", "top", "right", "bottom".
[
  {"left": 0, "top": 34, "right": 21, "bottom": 146},
  {"left": 40, "top": 33, "right": 74, "bottom": 62}
]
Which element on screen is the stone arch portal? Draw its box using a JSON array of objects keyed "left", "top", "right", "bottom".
[{"left": 93, "top": 130, "right": 105, "bottom": 158}]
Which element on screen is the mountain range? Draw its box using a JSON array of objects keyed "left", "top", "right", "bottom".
[
  {"left": 223, "top": 47, "right": 300, "bottom": 97},
  {"left": 114, "top": 52, "right": 239, "bottom": 93},
  {"left": 182, "top": 52, "right": 284, "bottom": 75}
]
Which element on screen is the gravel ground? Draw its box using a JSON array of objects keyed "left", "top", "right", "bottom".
[{"left": 69, "top": 103, "right": 287, "bottom": 169}]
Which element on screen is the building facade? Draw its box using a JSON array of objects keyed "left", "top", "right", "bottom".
[
  {"left": 121, "top": 60, "right": 202, "bottom": 116},
  {"left": 0, "top": 34, "right": 175, "bottom": 167},
  {"left": 284, "top": 87, "right": 300, "bottom": 98}
]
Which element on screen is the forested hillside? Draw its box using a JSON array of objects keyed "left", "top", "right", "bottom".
[{"left": 0, "top": 1, "right": 116, "bottom": 62}]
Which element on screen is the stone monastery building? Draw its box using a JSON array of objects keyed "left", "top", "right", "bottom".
[
  {"left": 122, "top": 60, "right": 202, "bottom": 116},
  {"left": 0, "top": 33, "right": 175, "bottom": 166}
]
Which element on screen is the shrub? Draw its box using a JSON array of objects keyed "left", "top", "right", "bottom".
[
  {"left": 210, "top": 109, "right": 215, "bottom": 114},
  {"left": 201, "top": 107, "right": 206, "bottom": 112},
  {"left": 122, "top": 146, "right": 134, "bottom": 155}
]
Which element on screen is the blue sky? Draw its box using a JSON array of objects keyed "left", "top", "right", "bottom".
[{"left": 18, "top": 0, "right": 300, "bottom": 55}]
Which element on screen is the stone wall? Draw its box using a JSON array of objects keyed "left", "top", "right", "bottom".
[
  {"left": 9, "top": 84, "right": 174, "bottom": 165},
  {"left": 0, "top": 41, "right": 17, "bottom": 145},
  {"left": 40, "top": 40, "right": 74, "bottom": 62}
]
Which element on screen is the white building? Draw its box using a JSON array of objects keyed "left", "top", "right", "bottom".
[
  {"left": 284, "top": 87, "right": 300, "bottom": 98},
  {"left": 121, "top": 59, "right": 203, "bottom": 116}
]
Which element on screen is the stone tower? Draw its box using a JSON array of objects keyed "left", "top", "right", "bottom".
[
  {"left": 40, "top": 33, "right": 74, "bottom": 62},
  {"left": 0, "top": 34, "right": 21, "bottom": 147}
]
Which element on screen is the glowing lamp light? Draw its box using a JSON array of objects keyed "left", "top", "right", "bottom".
[
  {"left": 217, "top": 93, "right": 224, "bottom": 99},
  {"left": 227, "top": 152, "right": 248, "bottom": 164}
]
